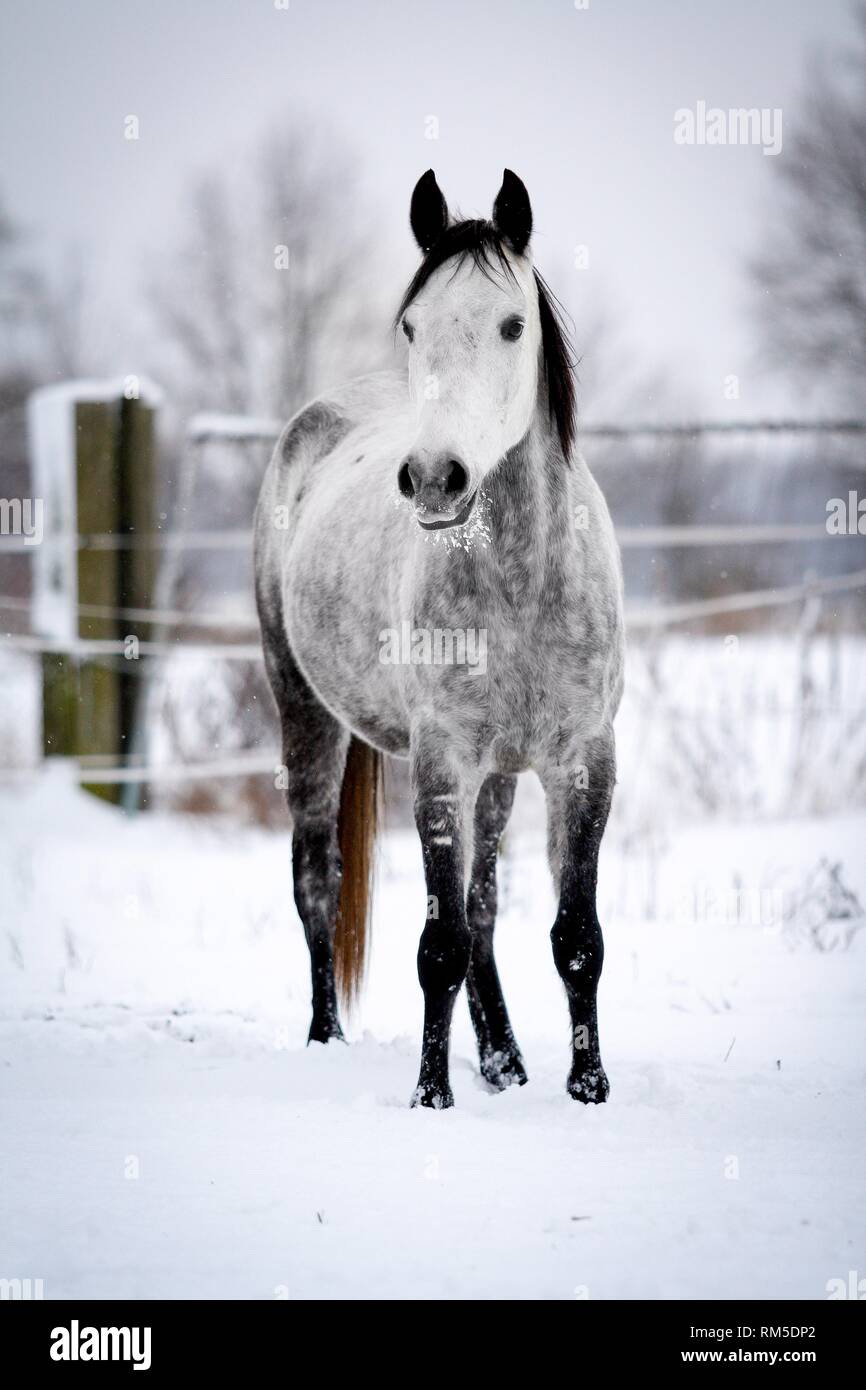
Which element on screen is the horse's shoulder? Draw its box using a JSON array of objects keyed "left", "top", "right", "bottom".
[
  {"left": 570, "top": 453, "right": 615, "bottom": 535},
  {"left": 567, "top": 450, "right": 624, "bottom": 624}
]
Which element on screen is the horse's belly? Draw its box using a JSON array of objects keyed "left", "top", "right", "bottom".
[{"left": 298, "top": 637, "right": 411, "bottom": 757}]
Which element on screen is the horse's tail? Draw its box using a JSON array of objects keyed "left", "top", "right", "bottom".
[{"left": 334, "top": 735, "right": 383, "bottom": 1012}]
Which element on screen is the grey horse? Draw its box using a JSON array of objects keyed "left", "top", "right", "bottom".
[{"left": 254, "top": 169, "right": 624, "bottom": 1108}]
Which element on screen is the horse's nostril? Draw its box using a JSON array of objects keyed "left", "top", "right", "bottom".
[
  {"left": 400, "top": 455, "right": 467, "bottom": 505},
  {"left": 397, "top": 461, "right": 415, "bottom": 499},
  {"left": 444, "top": 458, "right": 468, "bottom": 496}
]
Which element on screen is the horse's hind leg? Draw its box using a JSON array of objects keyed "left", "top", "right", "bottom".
[
  {"left": 260, "top": 621, "right": 349, "bottom": 1044},
  {"left": 465, "top": 774, "right": 527, "bottom": 1090}
]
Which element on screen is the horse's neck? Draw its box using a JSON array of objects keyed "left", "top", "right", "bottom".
[{"left": 480, "top": 417, "right": 571, "bottom": 597}]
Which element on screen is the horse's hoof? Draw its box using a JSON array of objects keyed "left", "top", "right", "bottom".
[
  {"left": 307, "top": 1021, "right": 346, "bottom": 1046},
  {"left": 410, "top": 1081, "right": 454, "bottom": 1110},
  {"left": 480, "top": 1048, "right": 528, "bottom": 1091},
  {"left": 567, "top": 1066, "right": 609, "bottom": 1104}
]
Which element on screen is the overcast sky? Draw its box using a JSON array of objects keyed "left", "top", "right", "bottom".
[{"left": 0, "top": 0, "right": 857, "bottom": 419}]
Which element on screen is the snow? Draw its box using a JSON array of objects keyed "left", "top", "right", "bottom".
[
  {"left": 1, "top": 765, "right": 864, "bottom": 1300},
  {"left": 186, "top": 412, "right": 282, "bottom": 442}
]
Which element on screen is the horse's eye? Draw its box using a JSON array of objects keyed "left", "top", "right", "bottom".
[
  {"left": 501, "top": 316, "right": 524, "bottom": 342},
  {"left": 402, "top": 318, "right": 415, "bottom": 343}
]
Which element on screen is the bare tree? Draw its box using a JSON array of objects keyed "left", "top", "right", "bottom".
[
  {"left": 143, "top": 126, "right": 399, "bottom": 819},
  {"left": 750, "top": 4, "right": 866, "bottom": 411},
  {"left": 0, "top": 193, "right": 86, "bottom": 382},
  {"left": 147, "top": 123, "right": 393, "bottom": 421}
]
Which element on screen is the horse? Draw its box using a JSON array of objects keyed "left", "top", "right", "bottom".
[{"left": 254, "top": 169, "right": 624, "bottom": 1109}]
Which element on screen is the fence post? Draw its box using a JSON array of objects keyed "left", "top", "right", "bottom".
[
  {"left": 117, "top": 391, "right": 157, "bottom": 811},
  {"left": 30, "top": 381, "right": 159, "bottom": 806},
  {"left": 76, "top": 397, "right": 124, "bottom": 800}
]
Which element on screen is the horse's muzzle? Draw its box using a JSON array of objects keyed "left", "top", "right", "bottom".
[
  {"left": 398, "top": 451, "right": 475, "bottom": 528},
  {"left": 416, "top": 490, "right": 477, "bottom": 530}
]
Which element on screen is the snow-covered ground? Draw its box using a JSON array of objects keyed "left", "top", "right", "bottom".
[{"left": 1, "top": 767, "right": 864, "bottom": 1300}]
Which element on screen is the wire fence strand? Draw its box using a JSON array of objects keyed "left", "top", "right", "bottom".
[{"left": 3, "top": 415, "right": 864, "bottom": 785}]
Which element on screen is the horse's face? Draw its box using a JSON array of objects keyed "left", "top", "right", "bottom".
[
  {"left": 397, "top": 170, "right": 540, "bottom": 531},
  {"left": 399, "top": 255, "right": 540, "bottom": 528}
]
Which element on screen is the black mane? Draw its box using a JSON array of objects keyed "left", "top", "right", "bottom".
[{"left": 395, "top": 219, "right": 577, "bottom": 462}]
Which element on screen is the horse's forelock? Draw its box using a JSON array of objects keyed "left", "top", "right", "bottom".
[
  {"left": 395, "top": 219, "right": 576, "bottom": 463},
  {"left": 394, "top": 220, "right": 513, "bottom": 325}
]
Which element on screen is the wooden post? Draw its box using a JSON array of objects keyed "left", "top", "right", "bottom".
[
  {"left": 30, "top": 382, "right": 158, "bottom": 807},
  {"left": 75, "top": 399, "right": 123, "bottom": 802},
  {"left": 117, "top": 393, "right": 157, "bottom": 811}
]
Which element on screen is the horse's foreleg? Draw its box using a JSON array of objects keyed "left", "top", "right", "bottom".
[
  {"left": 410, "top": 744, "right": 472, "bottom": 1109},
  {"left": 544, "top": 731, "right": 616, "bottom": 1103},
  {"left": 465, "top": 773, "right": 527, "bottom": 1089}
]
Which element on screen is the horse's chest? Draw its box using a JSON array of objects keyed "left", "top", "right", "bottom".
[
  {"left": 488, "top": 618, "right": 596, "bottom": 746},
  {"left": 418, "top": 599, "right": 604, "bottom": 772}
]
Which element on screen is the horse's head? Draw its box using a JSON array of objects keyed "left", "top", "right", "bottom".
[{"left": 395, "top": 170, "right": 550, "bottom": 530}]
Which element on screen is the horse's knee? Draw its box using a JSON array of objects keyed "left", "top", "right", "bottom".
[
  {"left": 550, "top": 911, "right": 604, "bottom": 991},
  {"left": 417, "top": 918, "right": 471, "bottom": 996}
]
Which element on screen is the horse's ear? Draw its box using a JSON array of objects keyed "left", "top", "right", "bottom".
[
  {"left": 492, "top": 169, "right": 532, "bottom": 256},
  {"left": 410, "top": 169, "right": 449, "bottom": 253}
]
